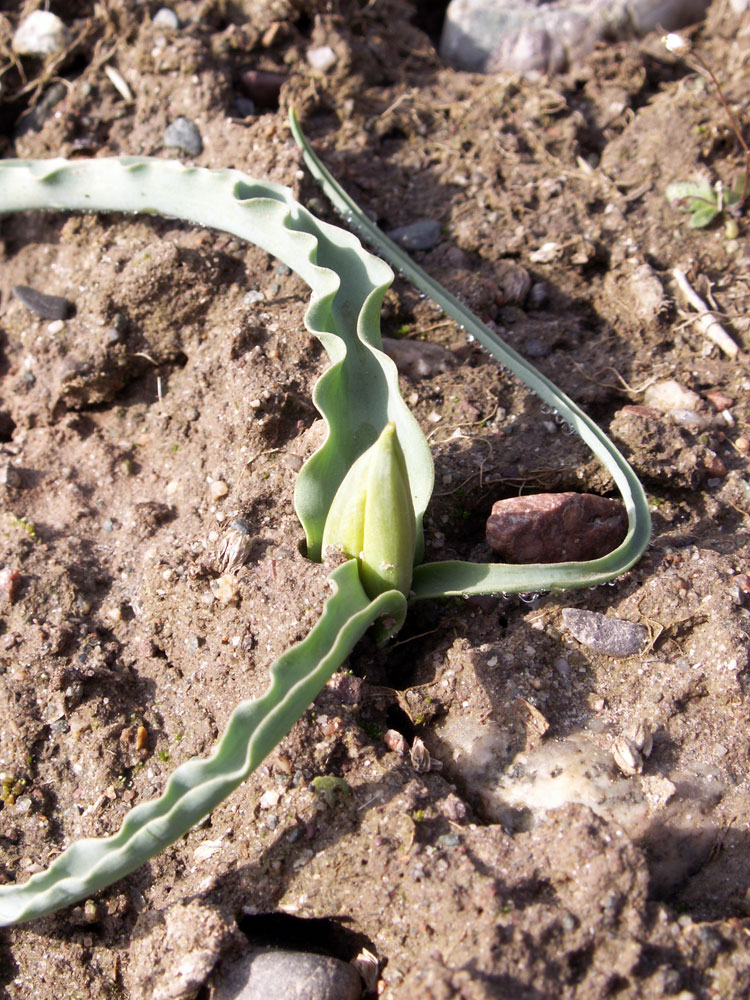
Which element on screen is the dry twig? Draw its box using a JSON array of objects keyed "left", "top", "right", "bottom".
[{"left": 672, "top": 268, "right": 739, "bottom": 358}]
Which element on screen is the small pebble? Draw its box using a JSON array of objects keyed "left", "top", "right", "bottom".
[
  {"left": 306, "top": 45, "right": 337, "bottom": 72},
  {"left": 704, "top": 389, "right": 733, "bottom": 411},
  {"left": 562, "top": 608, "right": 648, "bottom": 658},
  {"left": 527, "top": 281, "right": 550, "bottom": 310},
  {"left": 0, "top": 568, "right": 22, "bottom": 603},
  {"left": 12, "top": 10, "right": 70, "bottom": 57},
  {"left": 164, "top": 117, "right": 203, "bottom": 156},
  {"left": 387, "top": 219, "right": 443, "bottom": 251},
  {"left": 211, "top": 574, "right": 240, "bottom": 605},
  {"left": 629, "top": 263, "right": 665, "bottom": 321},
  {"left": 12, "top": 285, "right": 72, "bottom": 321},
  {"left": 669, "top": 408, "right": 710, "bottom": 431},
  {"left": 213, "top": 949, "right": 362, "bottom": 1000},
  {"left": 529, "top": 241, "right": 560, "bottom": 264},
  {"left": 644, "top": 379, "right": 701, "bottom": 414},
  {"left": 209, "top": 479, "right": 228, "bottom": 500},
  {"left": 235, "top": 96, "right": 256, "bottom": 117},
  {"left": 384, "top": 729, "right": 408, "bottom": 755},
  {"left": 702, "top": 450, "right": 726, "bottom": 478},
  {"left": 152, "top": 7, "right": 180, "bottom": 29},
  {"left": 0, "top": 462, "right": 21, "bottom": 488}
]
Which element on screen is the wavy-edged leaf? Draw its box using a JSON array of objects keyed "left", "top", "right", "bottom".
[
  {"left": 290, "top": 111, "right": 651, "bottom": 596},
  {"left": 0, "top": 561, "right": 405, "bottom": 926},
  {"left": 0, "top": 156, "right": 433, "bottom": 563}
]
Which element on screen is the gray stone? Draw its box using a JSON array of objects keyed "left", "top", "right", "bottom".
[
  {"left": 12, "top": 285, "right": 72, "bottom": 321},
  {"left": 12, "top": 10, "right": 70, "bottom": 57},
  {"left": 164, "top": 117, "right": 203, "bottom": 156},
  {"left": 235, "top": 96, "right": 256, "bottom": 117},
  {"left": 562, "top": 608, "right": 648, "bottom": 658},
  {"left": 441, "top": 2, "right": 528, "bottom": 72},
  {"left": 441, "top": 0, "right": 712, "bottom": 74},
  {"left": 213, "top": 949, "right": 362, "bottom": 1000},
  {"left": 386, "top": 219, "right": 442, "bottom": 251}
]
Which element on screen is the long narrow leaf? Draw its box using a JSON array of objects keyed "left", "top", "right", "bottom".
[
  {"left": 0, "top": 562, "right": 404, "bottom": 926},
  {"left": 290, "top": 110, "right": 651, "bottom": 596},
  {"left": 0, "top": 156, "right": 433, "bottom": 563}
]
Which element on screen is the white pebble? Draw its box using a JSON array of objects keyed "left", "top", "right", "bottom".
[
  {"left": 306, "top": 45, "right": 337, "bottom": 72},
  {"left": 209, "top": 479, "right": 228, "bottom": 500},
  {"left": 644, "top": 379, "right": 701, "bottom": 414},
  {"left": 210, "top": 574, "right": 239, "bottom": 605},
  {"left": 13, "top": 11, "right": 70, "bottom": 57},
  {"left": 153, "top": 8, "right": 180, "bottom": 29}
]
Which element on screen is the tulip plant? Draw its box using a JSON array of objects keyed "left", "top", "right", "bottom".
[{"left": 0, "top": 111, "right": 650, "bottom": 926}]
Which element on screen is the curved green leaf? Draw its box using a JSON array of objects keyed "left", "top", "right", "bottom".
[
  {"left": 290, "top": 110, "right": 651, "bottom": 596},
  {"left": 0, "top": 561, "right": 405, "bottom": 926},
  {"left": 0, "top": 155, "right": 433, "bottom": 563}
]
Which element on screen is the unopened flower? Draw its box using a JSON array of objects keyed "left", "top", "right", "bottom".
[{"left": 322, "top": 422, "right": 416, "bottom": 599}]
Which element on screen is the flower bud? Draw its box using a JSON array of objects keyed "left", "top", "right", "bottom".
[{"left": 322, "top": 422, "right": 416, "bottom": 599}]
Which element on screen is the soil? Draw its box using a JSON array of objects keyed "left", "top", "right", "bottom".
[{"left": 1, "top": 1, "right": 750, "bottom": 997}]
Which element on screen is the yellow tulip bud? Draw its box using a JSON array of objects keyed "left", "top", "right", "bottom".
[{"left": 322, "top": 423, "right": 416, "bottom": 599}]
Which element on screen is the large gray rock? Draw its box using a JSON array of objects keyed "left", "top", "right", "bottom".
[
  {"left": 440, "top": 0, "right": 712, "bottom": 74},
  {"left": 214, "top": 949, "right": 362, "bottom": 1000}
]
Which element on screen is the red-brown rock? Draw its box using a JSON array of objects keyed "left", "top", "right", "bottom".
[{"left": 486, "top": 492, "right": 628, "bottom": 564}]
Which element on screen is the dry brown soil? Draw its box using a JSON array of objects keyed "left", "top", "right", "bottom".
[{"left": 1, "top": 1, "right": 750, "bottom": 997}]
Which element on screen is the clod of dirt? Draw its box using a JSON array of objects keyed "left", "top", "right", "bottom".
[
  {"left": 609, "top": 405, "right": 719, "bottom": 488},
  {"left": 124, "top": 901, "right": 235, "bottom": 1000}
]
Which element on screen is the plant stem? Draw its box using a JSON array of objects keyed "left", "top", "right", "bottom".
[{"left": 689, "top": 50, "right": 749, "bottom": 207}]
